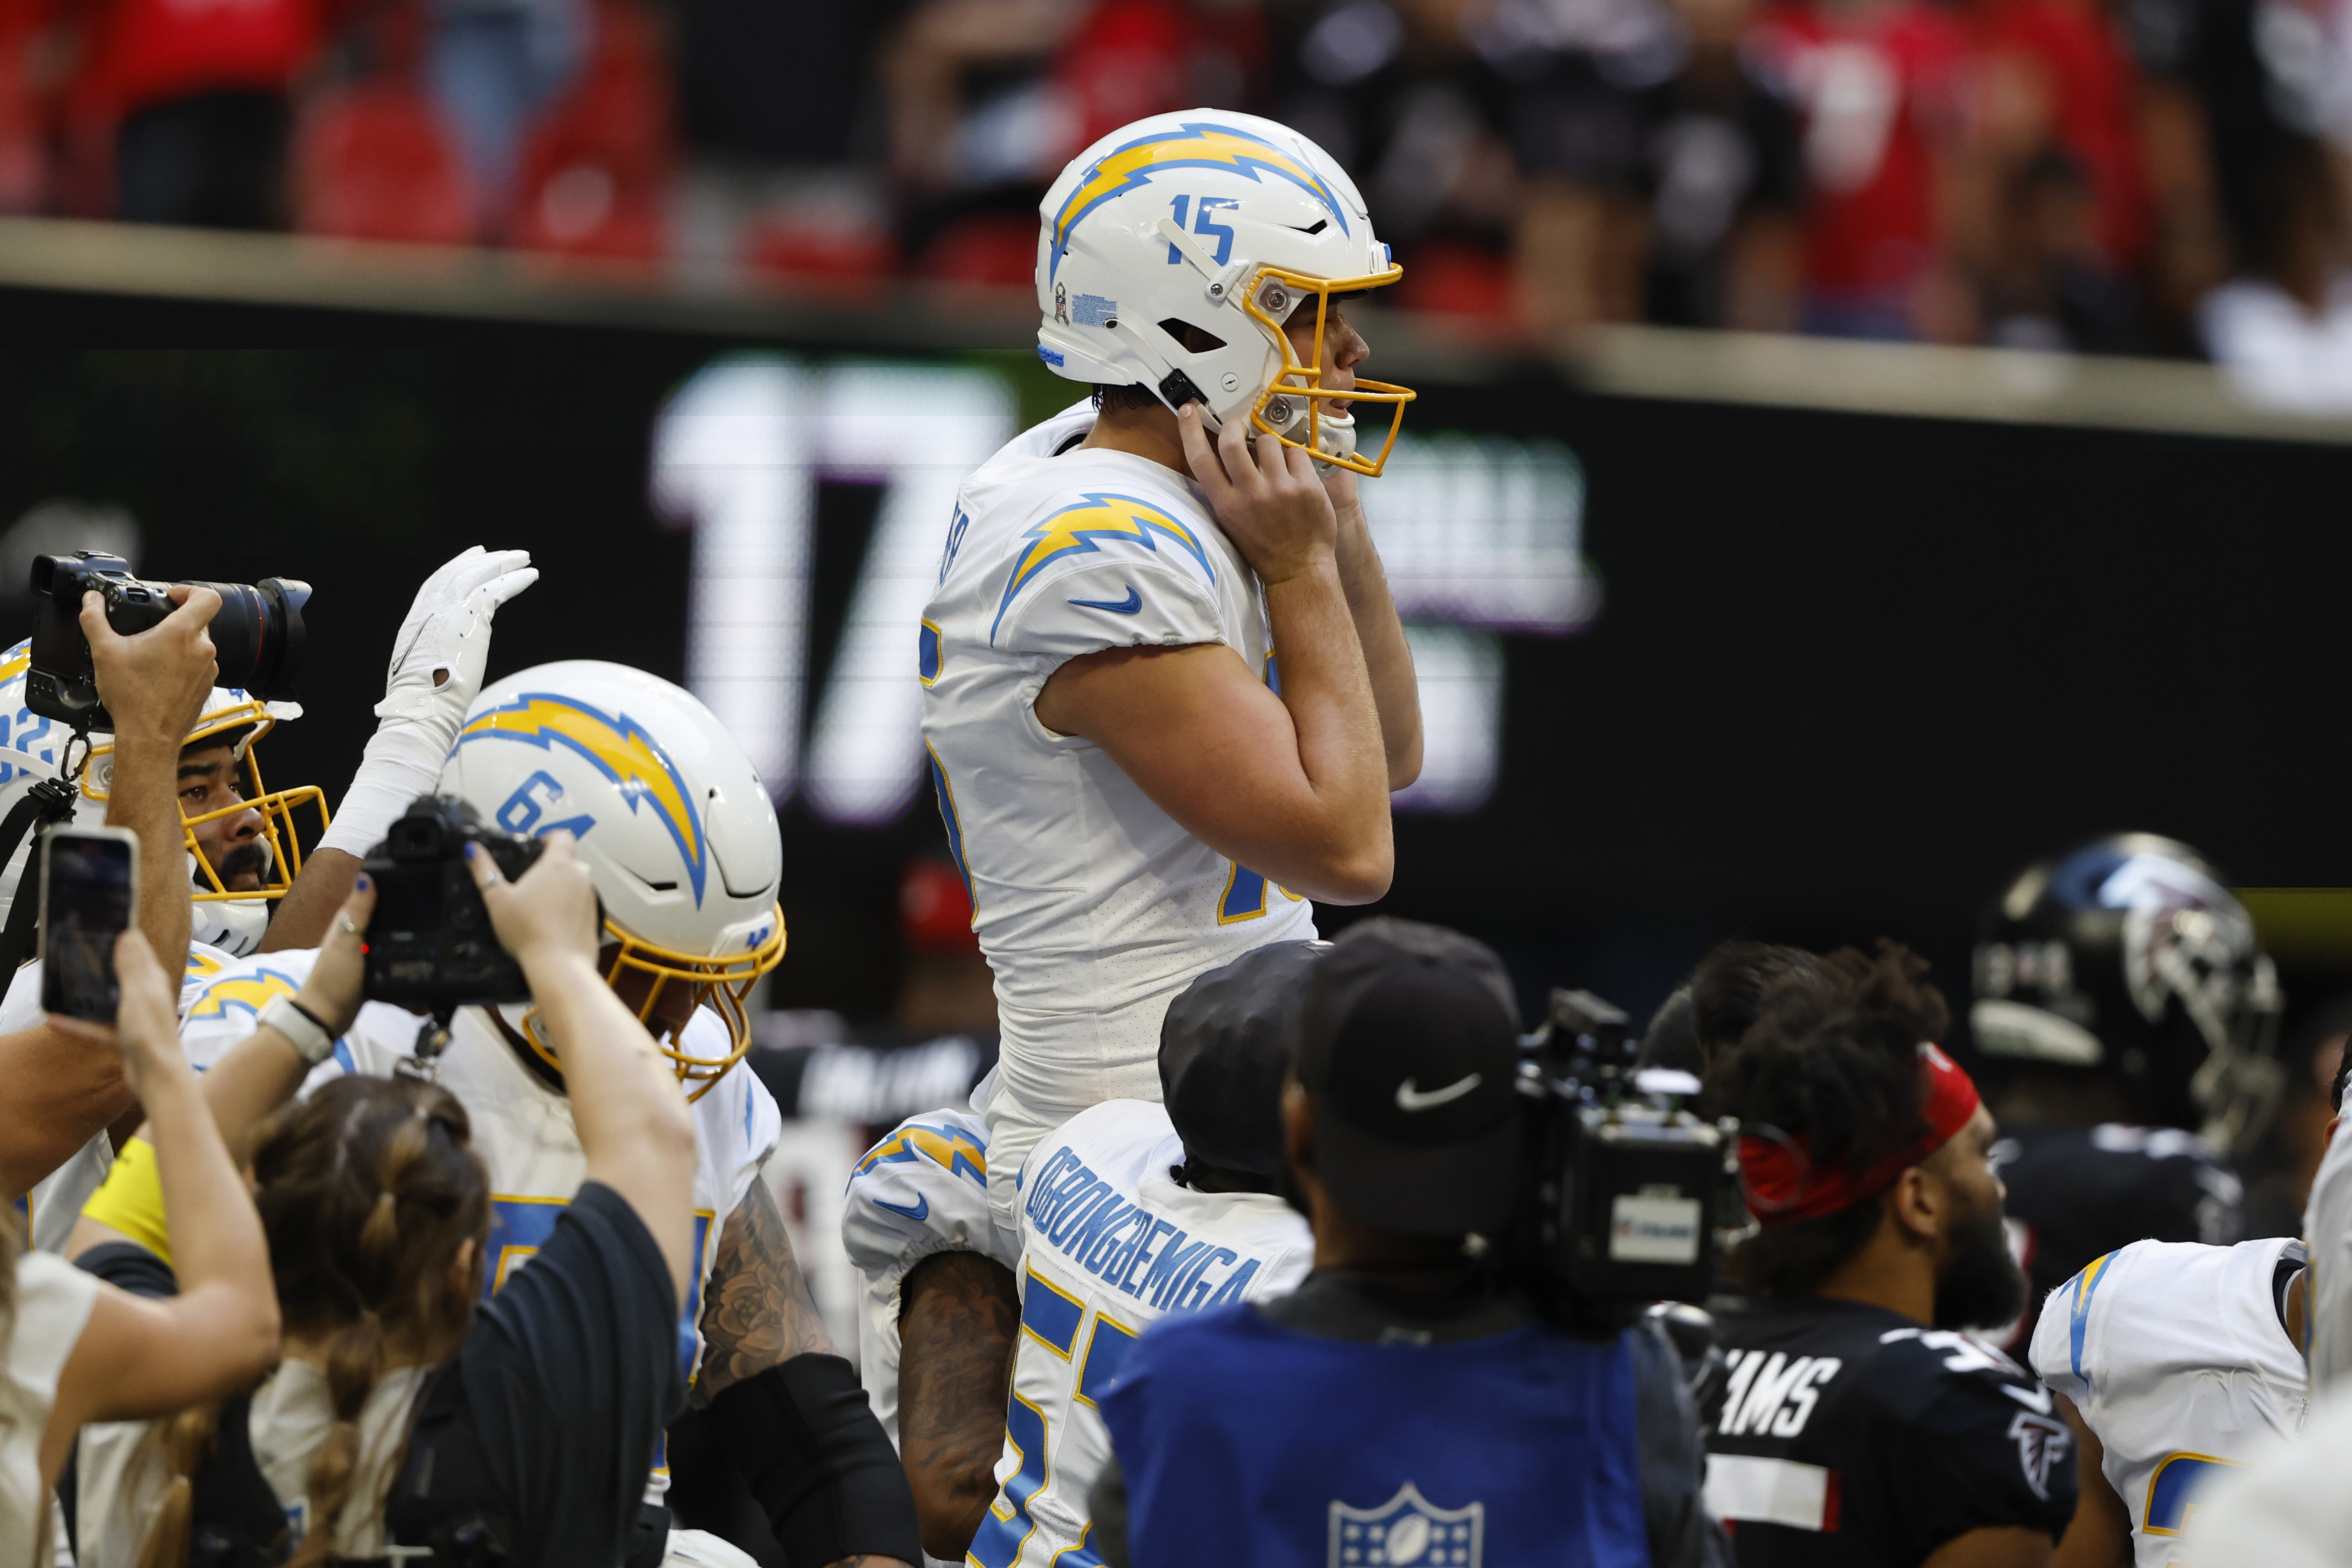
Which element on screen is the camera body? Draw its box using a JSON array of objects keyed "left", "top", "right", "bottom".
[
  {"left": 1508, "top": 988, "right": 1737, "bottom": 1329},
  {"left": 27, "top": 552, "right": 310, "bottom": 729},
  {"left": 363, "top": 796, "right": 549, "bottom": 1008}
]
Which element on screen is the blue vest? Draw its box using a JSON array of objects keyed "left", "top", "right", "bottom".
[{"left": 1097, "top": 1302, "right": 1651, "bottom": 1567}]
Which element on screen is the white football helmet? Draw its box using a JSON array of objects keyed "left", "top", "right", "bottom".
[
  {"left": 438, "top": 660, "right": 786, "bottom": 1100},
  {"left": 0, "top": 641, "right": 326, "bottom": 957},
  {"left": 1035, "top": 108, "right": 1415, "bottom": 476}
]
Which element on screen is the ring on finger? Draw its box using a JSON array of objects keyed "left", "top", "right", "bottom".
[{"left": 338, "top": 915, "right": 361, "bottom": 937}]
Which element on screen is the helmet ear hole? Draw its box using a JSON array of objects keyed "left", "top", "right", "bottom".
[{"left": 1158, "top": 318, "right": 1227, "bottom": 353}]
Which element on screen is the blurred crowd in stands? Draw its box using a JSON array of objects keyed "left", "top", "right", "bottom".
[{"left": 3, "top": 0, "right": 2348, "bottom": 378}]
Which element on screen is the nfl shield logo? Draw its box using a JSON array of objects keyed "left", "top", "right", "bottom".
[{"left": 1328, "top": 1481, "right": 1484, "bottom": 1567}]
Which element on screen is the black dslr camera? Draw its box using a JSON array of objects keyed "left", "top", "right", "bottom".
[
  {"left": 26, "top": 552, "right": 311, "bottom": 729},
  {"left": 1506, "top": 989, "right": 1738, "bottom": 1330},
  {"left": 363, "top": 797, "right": 548, "bottom": 1008}
]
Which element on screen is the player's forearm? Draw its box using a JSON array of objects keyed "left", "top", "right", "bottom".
[
  {"left": 103, "top": 735, "right": 193, "bottom": 986},
  {"left": 0, "top": 1023, "right": 135, "bottom": 1199},
  {"left": 1331, "top": 499, "right": 1421, "bottom": 790},
  {"left": 258, "top": 846, "right": 362, "bottom": 953},
  {"left": 522, "top": 952, "right": 697, "bottom": 1285},
  {"left": 1263, "top": 560, "right": 1394, "bottom": 902},
  {"left": 194, "top": 1022, "right": 315, "bottom": 1165},
  {"left": 132, "top": 1043, "right": 271, "bottom": 1306}
]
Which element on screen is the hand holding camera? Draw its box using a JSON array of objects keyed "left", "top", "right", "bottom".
[
  {"left": 464, "top": 828, "right": 602, "bottom": 982},
  {"left": 78, "top": 584, "right": 221, "bottom": 754},
  {"left": 28, "top": 551, "right": 308, "bottom": 732}
]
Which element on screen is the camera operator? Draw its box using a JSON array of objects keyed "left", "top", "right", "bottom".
[
  {"left": 0, "top": 586, "right": 223, "bottom": 1202},
  {"left": 66, "top": 837, "right": 704, "bottom": 1564},
  {"left": 0, "top": 921, "right": 283, "bottom": 1555},
  {"left": 1086, "top": 918, "right": 1722, "bottom": 1568},
  {"left": 1699, "top": 944, "right": 2075, "bottom": 1568}
]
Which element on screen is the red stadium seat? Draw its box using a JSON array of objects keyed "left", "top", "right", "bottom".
[
  {"left": 1392, "top": 240, "right": 1515, "bottom": 321},
  {"left": 510, "top": 0, "right": 672, "bottom": 261},
  {"left": 292, "top": 79, "right": 471, "bottom": 244},
  {"left": 912, "top": 211, "right": 1036, "bottom": 288}
]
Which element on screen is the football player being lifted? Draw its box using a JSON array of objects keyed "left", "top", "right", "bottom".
[
  {"left": 897, "top": 105, "right": 1421, "bottom": 1548},
  {"left": 105, "top": 660, "right": 916, "bottom": 1567},
  {"left": 923, "top": 105, "right": 1422, "bottom": 1226},
  {"left": 1969, "top": 833, "right": 2281, "bottom": 1352}
]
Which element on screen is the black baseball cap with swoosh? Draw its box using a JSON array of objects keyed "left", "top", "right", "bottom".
[{"left": 1294, "top": 917, "right": 1523, "bottom": 1235}]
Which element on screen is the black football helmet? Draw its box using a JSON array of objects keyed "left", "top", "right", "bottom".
[{"left": 1972, "top": 833, "right": 2282, "bottom": 1155}]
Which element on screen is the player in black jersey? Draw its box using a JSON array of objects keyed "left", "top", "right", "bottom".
[
  {"left": 1700, "top": 944, "right": 2076, "bottom": 1568},
  {"left": 1969, "top": 834, "right": 2280, "bottom": 1351}
]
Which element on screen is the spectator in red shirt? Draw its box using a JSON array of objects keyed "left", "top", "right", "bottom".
[
  {"left": 1748, "top": 0, "right": 1970, "bottom": 338},
  {"left": 63, "top": 0, "right": 332, "bottom": 226}
]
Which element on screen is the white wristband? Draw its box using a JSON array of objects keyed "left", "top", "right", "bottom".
[{"left": 258, "top": 994, "right": 338, "bottom": 1065}]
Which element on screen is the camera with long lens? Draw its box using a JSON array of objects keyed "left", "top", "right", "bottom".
[
  {"left": 1505, "top": 988, "right": 1739, "bottom": 1331},
  {"left": 26, "top": 551, "right": 311, "bottom": 729},
  {"left": 362, "top": 796, "right": 550, "bottom": 1008}
]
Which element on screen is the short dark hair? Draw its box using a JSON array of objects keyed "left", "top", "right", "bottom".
[
  {"left": 1640, "top": 943, "right": 1831, "bottom": 1077},
  {"left": 1092, "top": 383, "right": 1160, "bottom": 414},
  {"left": 1705, "top": 943, "right": 1952, "bottom": 1296}
]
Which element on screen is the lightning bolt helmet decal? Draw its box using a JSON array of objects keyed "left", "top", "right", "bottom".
[
  {"left": 451, "top": 693, "right": 710, "bottom": 905},
  {"left": 1049, "top": 120, "right": 1349, "bottom": 282}
]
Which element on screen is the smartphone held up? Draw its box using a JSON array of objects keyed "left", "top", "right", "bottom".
[{"left": 39, "top": 827, "right": 138, "bottom": 1021}]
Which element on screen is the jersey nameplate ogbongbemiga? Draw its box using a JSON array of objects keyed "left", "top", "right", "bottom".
[{"left": 970, "top": 1099, "right": 1309, "bottom": 1568}]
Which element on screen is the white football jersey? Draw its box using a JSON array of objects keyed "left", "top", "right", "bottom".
[
  {"left": 2031, "top": 1236, "right": 2308, "bottom": 1564},
  {"left": 840, "top": 1106, "right": 1022, "bottom": 1448},
  {"left": 920, "top": 403, "right": 1317, "bottom": 1204},
  {"left": 8, "top": 939, "right": 240, "bottom": 1255},
  {"left": 2302, "top": 1123, "right": 2352, "bottom": 1393},
  {"left": 967, "top": 1099, "right": 1311, "bottom": 1568},
  {"left": 177, "top": 947, "right": 782, "bottom": 1503}
]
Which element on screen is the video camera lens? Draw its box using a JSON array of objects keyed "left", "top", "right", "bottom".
[{"left": 22, "top": 552, "right": 310, "bottom": 729}]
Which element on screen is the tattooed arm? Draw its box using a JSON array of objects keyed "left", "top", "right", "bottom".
[
  {"left": 899, "top": 1249, "right": 1021, "bottom": 1561},
  {"left": 694, "top": 1177, "right": 833, "bottom": 1406}
]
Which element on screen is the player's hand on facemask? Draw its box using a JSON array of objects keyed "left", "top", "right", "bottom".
[
  {"left": 293, "top": 873, "right": 377, "bottom": 1036},
  {"left": 81, "top": 584, "right": 222, "bottom": 750},
  {"left": 49, "top": 928, "right": 188, "bottom": 1091},
  {"left": 1177, "top": 404, "right": 1338, "bottom": 586},
  {"left": 467, "top": 830, "right": 600, "bottom": 979},
  {"left": 375, "top": 544, "right": 538, "bottom": 732}
]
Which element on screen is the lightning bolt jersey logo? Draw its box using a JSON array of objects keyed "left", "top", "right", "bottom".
[
  {"left": 851, "top": 1120, "right": 989, "bottom": 1188},
  {"left": 1048, "top": 121, "right": 1348, "bottom": 280},
  {"left": 185, "top": 968, "right": 306, "bottom": 1021},
  {"left": 452, "top": 694, "right": 709, "bottom": 905},
  {"left": 992, "top": 492, "right": 1213, "bottom": 645}
]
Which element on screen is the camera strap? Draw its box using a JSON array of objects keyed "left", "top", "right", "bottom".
[
  {"left": 396, "top": 1006, "right": 459, "bottom": 1084},
  {"left": 0, "top": 777, "right": 84, "bottom": 975}
]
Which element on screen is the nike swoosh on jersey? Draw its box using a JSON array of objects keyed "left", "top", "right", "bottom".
[
  {"left": 871, "top": 1193, "right": 930, "bottom": 1222},
  {"left": 1396, "top": 1074, "right": 1482, "bottom": 1111},
  {"left": 1068, "top": 585, "right": 1144, "bottom": 615}
]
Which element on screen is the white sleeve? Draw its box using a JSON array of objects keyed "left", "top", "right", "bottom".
[
  {"left": 2029, "top": 1263, "right": 2090, "bottom": 1405},
  {"left": 2306, "top": 1132, "right": 2352, "bottom": 1392},
  {"left": 997, "top": 551, "right": 1226, "bottom": 664},
  {"left": 841, "top": 1111, "right": 1014, "bottom": 1285},
  {"left": 712, "top": 1068, "right": 785, "bottom": 1224}
]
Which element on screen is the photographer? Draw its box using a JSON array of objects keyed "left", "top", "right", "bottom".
[
  {"left": 0, "top": 923, "right": 282, "bottom": 1554},
  {"left": 0, "top": 586, "right": 223, "bottom": 1202},
  {"left": 1086, "top": 919, "right": 1722, "bottom": 1568},
  {"left": 68, "top": 835, "right": 700, "bottom": 1564},
  {"left": 1698, "top": 945, "right": 2075, "bottom": 1568}
]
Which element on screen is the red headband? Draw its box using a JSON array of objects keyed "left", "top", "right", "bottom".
[{"left": 1738, "top": 1043, "right": 1982, "bottom": 1227}]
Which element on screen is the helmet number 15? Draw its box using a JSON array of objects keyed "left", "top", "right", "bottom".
[{"left": 1166, "top": 196, "right": 1237, "bottom": 267}]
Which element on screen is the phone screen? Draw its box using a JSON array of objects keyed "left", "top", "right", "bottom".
[{"left": 41, "top": 831, "right": 136, "bottom": 1021}]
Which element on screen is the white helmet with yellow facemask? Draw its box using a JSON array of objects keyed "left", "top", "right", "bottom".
[
  {"left": 0, "top": 640, "right": 328, "bottom": 956},
  {"left": 1034, "top": 107, "right": 1415, "bottom": 474},
  {"left": 436, "top": 660, "right": 785, "bottom": 1101}
]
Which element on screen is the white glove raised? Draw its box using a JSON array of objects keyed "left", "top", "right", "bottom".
[{"left": 317, "top": 545, "right": 537, "bottom": 860}]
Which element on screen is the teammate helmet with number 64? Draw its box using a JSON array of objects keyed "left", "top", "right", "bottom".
[
  {"left": 437, "top": 660, "right": 786, "bottom": 1098},
  {"left": 1034, "top": 108, "right": 1414, "bottom": 475}
]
